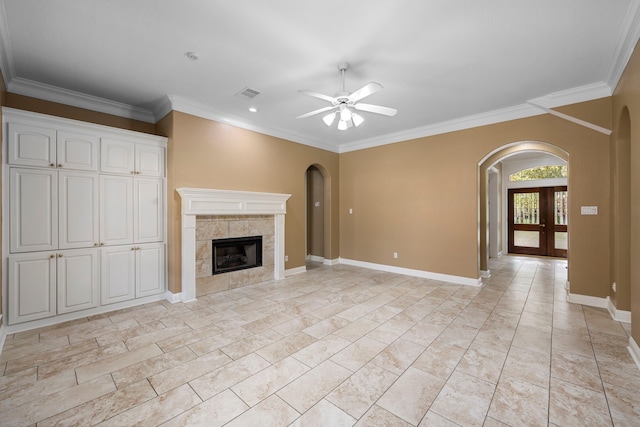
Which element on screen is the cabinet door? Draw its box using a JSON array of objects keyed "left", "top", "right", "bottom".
[
  {"left": 57, "top": 249, "right": 99, "bottom": 314},
  {"left": 135, "top": 144, "right": 165, "bottom": 177},
  {"left": 8, "top": 252, "right": 57, "bottom": 324},
  {"left": 100, "top": 175, "right": 134, "bottom": 245},
  {"left": 59, "top": 171, "right": 99, "bottom": 249},
  {"left": 136, "top": 243, "right": 165, "bottom": 297},
  {"left": 134, "top": 178, "right": 164, "bottom": 243},
  {"left": 100, "top": 138, "right": 135, "bottom": 175},
  {"left": 101, "top": 245, "right": 136, "bottom": 304},
  {"left": 7, "top": 122, "right": 57, "bottom": 167},
  {"left": 57, "top": 131, "right": 99, "bottom": 171},
  {"left": 10, "top": 168, "right": 58, "bottom": 253}
]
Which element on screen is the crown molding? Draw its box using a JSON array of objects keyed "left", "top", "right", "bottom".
[
  {"left": 527, "top": 82, "right": 612, "bottom": 109},
  {"left": 164, "top": 95, "right": 340, "bottom": 153},
  {"left": 0, "top": 0, "right": 14, "bottom": 87},
  {"left": 608, "top": 0, "right": 640, "bottom": 89},
  {"left": 7, "top": 77, "right": 156, "bottom": 123},
  {"left": 338, "top": 103, "right": 546, "bottom": 153}
]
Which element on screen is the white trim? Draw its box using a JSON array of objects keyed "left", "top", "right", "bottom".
[
  {"left": 480, "top": 270, "right": 491, "bottom": 279},
  {"left": 0, "top": 315, "right": 5, "bottom": 357},
  {"left": 165, "top": 291, "right": 182, "bottom": 304},
  {"left": 608, "top": 0, "right": 640, "bottom": 88},
  {"left": 629, "top": 337, "right": 640, "bottom": 373},
  {"left": 527, "top": 101, "right": 612, "bottom": 135},
  {"left": 166, "top": 95, "right": 339, "bottom": 153},
  {"left": 176, "top": 188, "right": 291, "bottom": 302},
  {"left": 7, "top": 78, "right": 156, "bottom": 123},
  {"left": 339, "top": 258, "right": 482, "bottom": 287},
  {"left": 606, "top": 297, "right": 632, "bottom": 323},
  {"left": 2, "top": 293, "right": 166, "bottom": 335},
  {"left": 567, "top": 292, "right": 608, "bottom": 308},
  {"left": 324, "top": 258, "right": 340, "bottom": 266},
  {"left": 528, "top": 82, "right": 612, "bottom": 108},
  {"left": 0, "top": 0, "right": 14, "bottom": 86},
  {"left": 285, "top": 266, "right": 307, "bottom": 276},
  {"left": 339, "top": 103, "right": 545, "bottom": 153},
  {"left": 306, "top": 254, "right": 324, "bottom": 263}
]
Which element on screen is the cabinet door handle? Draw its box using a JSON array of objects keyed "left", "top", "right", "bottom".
[
  {"left": 58, "top": 253, "right": 63, "bottom": 257},
  {"left": 50, "top": 254, "right": 55, "bottom": 259},
  {"left": 94, "top": 243, "right": 98, "bottom": 246},
  {"left": 100, "top": 242, "right": 105, "bottom": 246},
  {"left": 50, "top": 163, "right": 55, "bottom": 167},
  {"left": 57, "top": 164, "right": 63, "bottom": 168}
]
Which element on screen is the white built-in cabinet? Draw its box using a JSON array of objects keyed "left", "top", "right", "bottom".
[{"left": 3, "top": 108, "right": 167, "bottom": 326}]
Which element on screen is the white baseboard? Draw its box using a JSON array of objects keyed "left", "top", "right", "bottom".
[
  {"left": 567, "top": 292, "right": 608, "bottom": 308},
  {"left": 480, "top": 270, "right": 491, "bottom": 279},
  {"left": 607, "top": 296, "right": 632, "bottom": 323},
  {"left": 165, "top": 291, "right": 182, "bottom": 304},
  {"left": 629, "top": 337, "right": 640, "bottom": 373},
  {"left": 338, "top": 258, "right": 482, "bottom": 287},
  {"left": 324, "top": 258, "right": 340, "bottom": 266},
  {"left": 306, "top": 254, "right": 324, "bottom": 263},
  {"left": 285, "top": 266, "right": 307, "bottom": 276}
]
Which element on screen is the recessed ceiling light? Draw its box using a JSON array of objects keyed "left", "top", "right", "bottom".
[
  {"left": 185, "top": 52, "right": 199, "bottom": 61},
  {"left": 249, "top": 107, "right": 259, "bottom": 113}
]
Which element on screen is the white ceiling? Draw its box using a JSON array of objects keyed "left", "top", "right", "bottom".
[{"left": 1, "top": 1, "right": 638, "bottom": 153}]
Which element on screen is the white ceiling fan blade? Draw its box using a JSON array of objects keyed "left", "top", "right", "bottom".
[
  {"left": 354, "top": 103, "right": 398, "bottom": 117},
  {"left": 296, "top": 105, "right": 337, "bottom": 119},
  {"left": 298, "top": 90, "right": 336, "bottom": 103},
  {"left": 349, "top": 82, "right": 383, "bottom": 102}
]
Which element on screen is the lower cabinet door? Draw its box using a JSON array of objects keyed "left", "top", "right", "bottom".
[
  {"left": 101, "top": 245, "right": 135, "bottom": 304},
  {"left": 8, "top": 252, "right": 56, "bottom": 324},
  {"left": 136, "top": 243, "right": 165, "bottom": 297},
  {"left": 57, "top": 248, "right": 99, "bottom": 314}
]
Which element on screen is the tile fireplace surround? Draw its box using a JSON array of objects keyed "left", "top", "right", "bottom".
[{"left": 177, "top": 188, "right": 291, "bottom": 302}]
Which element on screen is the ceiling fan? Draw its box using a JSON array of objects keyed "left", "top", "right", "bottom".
[{"left": 297, "top": 62, "right": 397, "bottom": 130}]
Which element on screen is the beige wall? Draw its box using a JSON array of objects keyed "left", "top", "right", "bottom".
[
  {"left": 157, "top": 111, "right": 340, "bottom": 294},
  {"left": 340, "top": 109, "right": 611, "bottom": 301},
  {"left": 613, "top": 43, "right": 640, "bottom": 345}
]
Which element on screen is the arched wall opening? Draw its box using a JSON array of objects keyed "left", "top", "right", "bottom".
[
  {"left": 478, "top": 141, "right": 569, "bottom": 276},
  {"left": 305, "top": 163, "right": 333, "bottom": 263},
  {"left": 611, "top": 107, "right": 631, "bottom": 312}
]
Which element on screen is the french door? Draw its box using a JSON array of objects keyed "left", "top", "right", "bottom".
[{"left": 508, "top": 186, "right": 567, "bottom": 257}]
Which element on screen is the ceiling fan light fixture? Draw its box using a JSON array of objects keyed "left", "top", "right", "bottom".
[
  {"left": 337, "top": 120, "right": 348, "bottom": 130},
  {"left": 322, "top": 112, "right": 336, "bottom": 126},
  {"left": 340, "top": 105, "right": 352, "bottom": 122},
  {"left": 352, "top": 113, "right": 364, "bottom": 127}
]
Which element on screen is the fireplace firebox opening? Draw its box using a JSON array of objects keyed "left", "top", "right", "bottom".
[{"left": 212, "top": 236, "right": 263, "bottom": 275}]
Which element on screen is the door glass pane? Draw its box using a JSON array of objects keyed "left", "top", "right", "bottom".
[
  {"left": 555, "top": 232, "right": 568, "bottom": 250},
  {"left": 513, "top": 193, "right": 539, "bottom": 224},
  {"left": 514, "top": 230, "right": 539, "bottom": 248},
  {"left": 555, "top": 191, "right": 568, "bottom": 225}
]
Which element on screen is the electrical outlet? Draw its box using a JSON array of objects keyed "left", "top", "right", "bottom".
[
  {"left": 349, "top": 208, "right": 353, "bottom": 214},
  {"left": 612, "top": 282, "right": 617, "bottom": 292},
  {"left": 393, "top": 252, "right": 398, "bottom": 259},
  {"left": 284, "top": 255, "right": 288, "bottom": 262}
]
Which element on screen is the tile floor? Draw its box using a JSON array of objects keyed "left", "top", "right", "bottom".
[{"left": 1, "top": 256, "right": 638, "bottom": 426}]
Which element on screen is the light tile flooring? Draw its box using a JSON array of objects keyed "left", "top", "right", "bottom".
[{"left": 1, "top": 256, "right": 639, "bottom": 426}]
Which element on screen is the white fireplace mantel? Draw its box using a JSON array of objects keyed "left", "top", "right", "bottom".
[{"left": 177, "top": 188, "right": 291, "bottom": 302}]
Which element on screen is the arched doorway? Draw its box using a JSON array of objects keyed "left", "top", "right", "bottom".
[
  {"left": 478, "top": 141, "right": 569, "bottom": 276},
  {"left": 305, "top": 164, "right": 331, "bottom": 265}
]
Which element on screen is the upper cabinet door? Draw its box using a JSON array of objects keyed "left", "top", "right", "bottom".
[
  {"left": 7, "top": 123, "right": 57, "bottom": 168},
  {"left": 10, "top": 168, "right": 58, "bottom": 253},
  {"left": 100, "top": 175, "right": 134, "bottom": 246},
  {"left": 134, "top": 178, "right": 164, "bottom": 243},
  {"left": 135, "top": 144, "right": 165, "bottom": 177},
  {"left": 57, "top": 131, "right": 99, "bottom": 171},
  {"left": 100, "top": 138, "right": 135, "bottom": 175}
]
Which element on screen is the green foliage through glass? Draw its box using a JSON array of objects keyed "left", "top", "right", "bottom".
[{"left": 509, "top": 165, "right": 567, "bottom": 181}]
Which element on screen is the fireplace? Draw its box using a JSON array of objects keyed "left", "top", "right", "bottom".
[
  {"left": 176, "top": 188, "right": 291, "bottom": 302},
  {"left": 212, "top": 236, "right": 263, "bottom": 275}
]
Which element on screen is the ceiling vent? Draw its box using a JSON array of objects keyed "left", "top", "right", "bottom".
[{"left": 235, "top": 87, "right": 261, "bottom": 99}]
